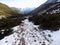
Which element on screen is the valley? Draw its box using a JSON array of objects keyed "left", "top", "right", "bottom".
[{"left": 0, "top": 0, "right": 60, "bottom": 45}]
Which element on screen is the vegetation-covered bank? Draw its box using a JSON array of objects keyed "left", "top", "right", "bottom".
[
  {"left": 28, "top": 13, "right": 60, "bottom": 31},
  {"left": 0, "top": 16, "right": 25, "bottom": 40}
]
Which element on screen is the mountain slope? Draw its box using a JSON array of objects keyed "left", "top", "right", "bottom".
[
  {"left": 12, "top": 7, "right": 35, "bottom": 15},
  {"left": 46, "top": 0, "right": 57, "bottom": 3},
  {"left": 29, "top": 0, "right": 60, "bottom": 15},
  {"left": 0, "top": 3, "right": 23, "bottom": 18},
  {"left": 0, "top": 3, "right": 24, "bottom": 38},
  {"left": 28, "top": 2, "right": 60, "bottom": 30}
]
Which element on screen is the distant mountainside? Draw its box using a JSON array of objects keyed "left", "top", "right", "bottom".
[
  {"left": 0, "top": 3, "right": 23, "bottom": 18},
  {"left": 46, "top": 0, "right": 57, "bottom": 3},
  {"left": 12, "top": 7, "right": 35, "bottom": 14},
  {"left": 29, "top": 0, "right": 60, "bottom": 15},
  {"left": 11, "top": 7, "right": 23, "bottom": 14},
  {"left": 21, "top": 8, "right": 35, "bottom": 14}
]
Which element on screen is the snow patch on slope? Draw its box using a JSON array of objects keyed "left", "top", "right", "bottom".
[{"left": 0, "top": 19, "right": 60, "bottom": 45}]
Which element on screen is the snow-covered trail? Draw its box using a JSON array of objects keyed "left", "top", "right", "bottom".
[{"left": 0, "top": 19, "right": 60, "bottom": 45}]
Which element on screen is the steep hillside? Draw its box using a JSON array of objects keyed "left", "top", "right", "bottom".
[
  {"left": 0, "top": 3, "right": 23, "bottom": 18},
  {"left": 29, "top": 1, "right": 60, "bottom": 15},
  {"left": 0, "top": 3, "right": 24, "bottom": 38},
  {"left": 28, "top": 2, "right": 60, "bottom": 31},
  {"left": 0, "top": 3, "right": 24, "bottom": 29}
]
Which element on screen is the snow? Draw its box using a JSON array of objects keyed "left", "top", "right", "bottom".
[
  {"left": 50, "top": 29, "right": 60, "bottom": 45},
  {"left": 12, "top": 26, "right": 20, "bottom": 31},
  {"left": 0, "top": 19, "right": 60, "bottom": 45}
]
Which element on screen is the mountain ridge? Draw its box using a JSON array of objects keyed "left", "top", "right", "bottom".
[{"left": 29, "top": 0, "right": 60, "bottom": 15}]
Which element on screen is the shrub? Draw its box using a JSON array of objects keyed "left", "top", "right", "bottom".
[{"left": 0, "top": 28, "right": 13, "bottom": 40}]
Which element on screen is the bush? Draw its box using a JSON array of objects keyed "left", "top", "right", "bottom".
[{"left": 0, "top": 28, "right": 13, "bottom": 40}]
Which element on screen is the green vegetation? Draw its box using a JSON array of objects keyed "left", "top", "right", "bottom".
[
  {"left": 0, "top": 17, "right": 23, "bottom": 29},
  {"left": 29, "top": 13, "right": 60, "bottom": 31},
  {"left": 0, "top": 17, "right": 24, "bottom": 40},
  {"left": 0, "top": 28, "right": 13, "bottom": 40}
]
